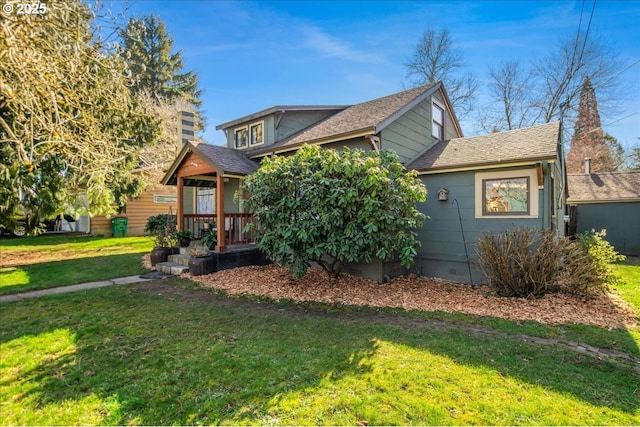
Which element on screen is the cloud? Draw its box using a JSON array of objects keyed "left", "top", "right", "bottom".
[{"left": 300, "top": 25, "right": 385, "bottom": 65}]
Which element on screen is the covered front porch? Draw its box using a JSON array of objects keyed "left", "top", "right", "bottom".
[{"left": 161, "top": 141, "right": 260, "bottom": 253}]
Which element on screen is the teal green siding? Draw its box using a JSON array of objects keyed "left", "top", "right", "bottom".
[
  {"left": 324, "top": 137, "right": 371, "bottom": 152},
  {"left": 415, "top": 166, "right": 552, "bottom": 284},
  {"left": 381, "top": 93, "right": 460, "bottom": 164},
  {"left": 225, "top": 110, "right": 339, "bottom": 149},
  {"left": 574, "top": 202, "right": 640, "bottom": 255},
  {"left": 183, "top": 187, "right": 194, "bottom": 214},
  {"left": 275, "top": 111, "right": 338, "bottom": 142},
  {"left": 223, "top": 179, "right": 241, "bottom": 213}
]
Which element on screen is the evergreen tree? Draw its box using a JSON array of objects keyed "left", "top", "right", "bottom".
[
  {"left": 119, "top": 14, "right": 202, "bottom": 112},
  {"left": 566, "top": 77, "right": 620, "bottom": 173}
]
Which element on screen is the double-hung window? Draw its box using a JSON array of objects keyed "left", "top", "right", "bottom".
[
  {"left": 234, "top": 127, "right": 248, "bottom": 148},
  {"left": 432, "top": 101, "right": 445, "bottom": 140}
]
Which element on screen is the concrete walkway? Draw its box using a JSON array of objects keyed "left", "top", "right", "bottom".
[{"left": 0, "top": 275, "right": 157, "bottom": 304}]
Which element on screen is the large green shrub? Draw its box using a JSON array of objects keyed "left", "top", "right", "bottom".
[{"left": 239, "top": 145, "right": 427, "bottom": 279}]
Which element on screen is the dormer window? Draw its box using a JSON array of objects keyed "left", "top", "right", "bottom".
[
  {"left": 250, "top": 122, "right": 264, "bottom": 146},
  {"left": 432, "top": 100, "right": 444, "bottom": 140},
  {"left": 234, "top": 127, "right": 248, "bottom": 148},
  {"left": 234, "top": 121, "right": 264, "bottom": 149}
]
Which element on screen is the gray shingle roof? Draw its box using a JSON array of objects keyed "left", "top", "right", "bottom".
[
  {"left": 192, "top": 141, "right": 258, "bottom": 176},
  {"left": 567, "top": 171, "right": 640, "bottom": 202},
  {"left": 250, "top": 83, "right": 440, "bottom": 155},
  {"left": 407, "top": 121, "right": 560, "bottom": 171}
]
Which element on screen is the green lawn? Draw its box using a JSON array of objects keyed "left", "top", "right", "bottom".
[
  {"left": 1, "top": 272, "right": 639, "bottom": 425},
  {"left": 0, "top": 235, "right": 153, "bottom": 295},
  {"left": 1, "top": 236, "right": 638, "bottom": 425}
]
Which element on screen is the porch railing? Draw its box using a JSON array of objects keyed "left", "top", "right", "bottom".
[{"left": 183, "top": 213, "right": 255, "bottom": 245}]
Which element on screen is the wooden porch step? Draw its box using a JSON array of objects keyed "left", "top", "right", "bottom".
[{"left": 156, "top": 262, "right": 189, "bottom": 275}]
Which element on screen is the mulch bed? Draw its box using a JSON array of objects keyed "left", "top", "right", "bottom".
[{"left": 170, "top": 262, "right": 637, "bottom": 330}]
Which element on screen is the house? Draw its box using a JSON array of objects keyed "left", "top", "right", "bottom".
[
  {"left": 89, "top": 172, "right": 178, "bottom": 236},
  {"left": 567, "top": 165, "right": 640, "bottom": 256},
  {"left": 407, "top": 121, "right": 566, "bottom": 283},
  {"left": 88, "top": 110, "right": 196, "bottom": 236},
  {"left": 161, "top": 82, "right": 567, "bottom": 283}
]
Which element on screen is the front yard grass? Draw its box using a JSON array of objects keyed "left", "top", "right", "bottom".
[
  {"left": 1, "top": 274, "right": 639, "bottom": 426},
  {"left": 0, "top": 235, "right": 153, "bottom": 295},
  {"left": 1, "top": 236, "right": 638, "bottom": 425}
]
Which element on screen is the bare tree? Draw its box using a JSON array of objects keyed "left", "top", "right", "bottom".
[
  {"left": 532, "top": 32, "right": 623, "bottom": 125},
  {"left": 479, "top": 32, "right": 625, "bottom": 136},
  {"left": 480, "top": 60, "right": 539, "bottom": 132},
  {"left": 405, "top": 27, "right": 477, "bottom": 119}
]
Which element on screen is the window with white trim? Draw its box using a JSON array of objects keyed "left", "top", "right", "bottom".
[
  {"left": 475, "top": 169, "right": 539, "bottom": 219},
  {"left": 432, "top": 101, "right": 445, "bottom": 139},
  {"left": 153, "top": 194, "right": 177, "bottom": 204},
  {"left": 250, "top": 122, "right": 264, "bottom": 146},
  {"left": 234, "top": 127, "right": 248, "bottom": 148}
]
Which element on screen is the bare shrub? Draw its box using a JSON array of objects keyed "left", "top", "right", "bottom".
[
  {"left": 476, "top": 228, "right": 572, "bottom": 298},
  {"left": 477, "top": 227, "right": 625, "bottom": 299}
]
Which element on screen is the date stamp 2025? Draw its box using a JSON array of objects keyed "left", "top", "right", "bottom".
[{"left": 2, "top": 2, "right": 48, "bottom": 16}]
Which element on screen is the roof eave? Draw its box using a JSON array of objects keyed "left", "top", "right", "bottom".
[
  {"left": 216, "top": 105, "right": 350, "bottom": 130},
  {"left": 249, "top": 127, "right": 376, "bottom": 158},
  {"left": 411, "top": 156, "right": 556, "bottom": 175}
]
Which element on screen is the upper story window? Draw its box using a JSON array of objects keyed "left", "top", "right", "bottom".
[
  {"left": 250, "top": 122, "right": 264, "bottom": 146},
  {"left": 234, "top": 121, "right": 264, "bottom": 149},
  {"left": 234, "top": 127, "right": 248, "bottom": 148},
  {"left": 432, "top": 101, "right": 445, "bottom": 140}
]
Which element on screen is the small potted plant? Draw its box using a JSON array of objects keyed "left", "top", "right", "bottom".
[
  {"left": 188, "top": 242, "right": 215, "bottom": 276},
  {"left": 176, "top": 229, "right": 194, "bottom": 248},
  {"left": 200, "top": 229, "right": 217, "bottom": 249},
  {"left": 146, "top": 212, "right": 177, "bottom": 266}
]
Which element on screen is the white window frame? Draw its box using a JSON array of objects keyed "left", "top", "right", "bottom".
[
  {"left": 432, "top": 99, "right": 445, "bottom": 140},
  {"left": 249, "top": 121, "right": 264, "bottom": 146},
  {"left": 234, "top": 126, "right": 248, "bottom": 149},
  {"left": 474, "top": 169, "right": 539, "bottom": 219},
  {"left": 153, "top": 194, "right": 177, "bottom": 204}
]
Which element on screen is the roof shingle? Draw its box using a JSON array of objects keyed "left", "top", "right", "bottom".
[
  {"left": 192, "top": 141, "right": 258, "bottom": 175},
  {"left": 407, "top": 121, "right": 560, "bottom": 171},
  {"left": 567, "top": 171, "right": 640, "bottom": 202},
  {"left": 250, "top": 83, "right": 439, "bottom": 155}
]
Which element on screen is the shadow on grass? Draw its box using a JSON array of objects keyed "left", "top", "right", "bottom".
[
  {"left": 1, "top": 280, "right": 638, "bottom": 425},
  {"left": 0, "top": 253, "right": 148, "bottom": 295}
]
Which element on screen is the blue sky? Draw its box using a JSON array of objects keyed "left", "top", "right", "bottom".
[{"left": 107, "top": 1, "right": 640, "bottom": 150}]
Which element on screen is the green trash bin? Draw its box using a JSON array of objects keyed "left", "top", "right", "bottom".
[{"left": 112, "top": 217, "right": 128, "bottom": 237}]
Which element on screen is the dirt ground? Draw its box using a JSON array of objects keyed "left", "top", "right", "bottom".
[{"left": 166, "top": 261, "right": 637, "bottom": 330}]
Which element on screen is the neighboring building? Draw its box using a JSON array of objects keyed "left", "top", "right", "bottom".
[
  {"left": 567, "top": 166, "right": 640, "bottom": 256},
  {"left": 178, "top": 110, "right": 196, "bottom": 145},
  {"left": 87, "top": 108, "right": 195, "bottom": 236},
  {"left": 162, "top": 82, "right": 567, "bottom": 283},
  {"left": 89, "top": 171, "right": 178, "bottom": 236}
]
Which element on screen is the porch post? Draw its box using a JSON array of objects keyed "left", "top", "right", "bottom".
[
  {"left": 177, "top": 176, "right": 184, "bottom": 230},
  {"left": 215, "top": 173, "right": 226, "bottom": 252}
]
